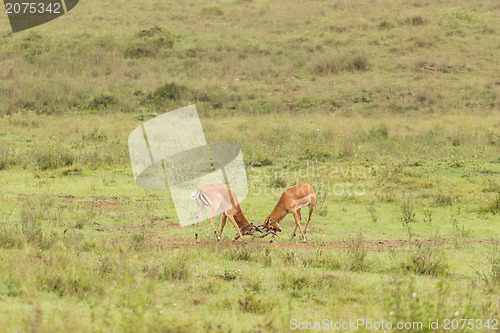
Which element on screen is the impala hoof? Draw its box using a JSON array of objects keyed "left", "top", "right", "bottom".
[
  {"left": 269, "top": 239, "right": 274, "bottom": 243},
  {"left": 302, "top": 239, "right": 307, "bottom": 243}
]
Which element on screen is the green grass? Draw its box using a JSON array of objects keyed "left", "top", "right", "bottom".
[
  {"left": 0, "top": 0, "right": 499, "bottom": 331},
  {"left": 1, "top": 0, "right": 499, "bottom": 116}
]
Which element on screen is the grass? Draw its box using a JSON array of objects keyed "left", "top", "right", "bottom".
[
  {"left": 1, "top": 0, "right": 499, "bottom": 116},
  {"left": 0, "top": 0, "right": 499, "bottom": 331}
]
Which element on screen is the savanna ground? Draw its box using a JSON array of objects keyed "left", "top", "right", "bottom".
[{"left": 0, "top": 0, "right": 499, "bottom": 331}]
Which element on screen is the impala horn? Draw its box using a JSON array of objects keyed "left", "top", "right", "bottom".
[
  {"left": 255, "top": 224, "right": 266, "bottom": 232},
  {"left": 257, "top": 231, "right": 278, "bottom": 238}
]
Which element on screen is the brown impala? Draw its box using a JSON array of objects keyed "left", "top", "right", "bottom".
[
  {"left": 191, "top": 184, "right": 276, "bottom": 243},
  {"left": 261, "top": 183, "right": 316, "bottom": 243}
]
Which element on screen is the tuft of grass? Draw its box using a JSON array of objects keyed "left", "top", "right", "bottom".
[
  {"left": 238, "top": 293, "right": 277, "bottom": 314},
  {"left": 0, "top": 225, "right": 23, "bottom": 249},
  {"left": 158, "top": 256, "right": 190, "bottom": 281},
  {"left": 423, "top": 208, "right": 433, "bottom": 223},
  {"left": 402, "top": 243, "right": 448, "bottom": 277},
  {"left": 19, "top": 199, "right": 59, "bottom": 250},
  {"left": 0, "top": 147, "right": 16, "bottom": 170},
  {"left": 220, "top": 269, "right": 239, "bottom": 281},
  {"left": 124, "top": 26, "right": 175, "bottom": 59},
  {"left": 269, "top": 174, "right": 287, "bottom": 188},
  {"left": 33, "top": 146, "right": 75, "bottom": 171},
  {"left": 201, "top": 5, "right": 224, "bottom": 16},
  {"left": 400, "top": 193, "right": 416, "bottom": 225},
  {"left": 368, "top": 199, "right": 379, "bottom": 223},
  {"left": 88, "top": 93, "right": 117, "bottom": 110},
  {"left": 130, "top": 233, "right": 146, "bottom": 250},
  {"left": 433, "top": 193, "right": 454, "bottom": 206},
  {"left": 369, "top": 123, "right": 389, "bottom": 139},
  {"left": 312, "top": 53, "right": 369, "bottom": 75},
  {"left": 347, "top": 233, "right": 368, "bottom": 271},
  {"left": 479, "top": 189, "right": 500, "bottom": 214}
]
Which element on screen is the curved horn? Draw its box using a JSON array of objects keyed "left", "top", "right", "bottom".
[
  {"left": 258, "top": 231, "right": 278, "bottom": 238},
  {"left": 252, "top": 224, "right": 264, "bottom": 233},
  {"left": 255, "top": 224, "right": 266, "bottom": 232}
]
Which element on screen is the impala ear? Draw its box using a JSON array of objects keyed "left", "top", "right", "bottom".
[{"left": 268, "top": 217, "right": 271, "bottom": 223}]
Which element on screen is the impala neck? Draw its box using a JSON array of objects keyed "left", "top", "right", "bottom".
[
  {"left": 269, "top": 204, "right": 287, "bottom": 223},
  {"left": 233, "top": 205, "right": 250, "bottom": 228}
]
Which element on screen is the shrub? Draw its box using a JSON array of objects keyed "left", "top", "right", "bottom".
[
  {"left": 346, "top": 54, "right": 369, "bottom": 71},
  {"left": 33, "top": 146, "right": 75, "bottom": 171},
  {"left": 402, "top": 244, "right": 448, "bottom": 276},
  {"left": 88, "top": 93, "right": 117, "bottom": 110},
  {"left": 0, "top": 147, "right": 15, "bottom": 170},
  {"left": 124, "top": 26, "right": 175, "bottom": 58},
  {"left": 433, "top": 193, "right": 454, "bottom": 206},
  {"left": 148, "top": 82, "right": 188, "bottom": 104}
]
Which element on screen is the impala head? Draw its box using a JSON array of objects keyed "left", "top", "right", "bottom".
[{"left": 262, "top": 215, "right": 282, "bottom": 233}]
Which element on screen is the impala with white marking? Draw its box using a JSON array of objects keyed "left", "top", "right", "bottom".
[{"left": 191, "top": 183, "right": 275, "bottom": 242}]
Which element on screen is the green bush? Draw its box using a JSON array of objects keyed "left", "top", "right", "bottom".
[
  {"left": 402, "top": 244, "right": 448, "bottom": 276},
  {"left": 148, "top": 82, "right": 187, "bottom": 103},
  {"left": 88, "top": 93, "right": 117, "bottom": 110},
  {"left": 124, "top": 26, "right": 175, "bottom": 59}
]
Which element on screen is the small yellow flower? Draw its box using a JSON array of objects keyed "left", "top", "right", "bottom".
[{"left": 134, "top": 255, "right": 138, "bottom": 258}]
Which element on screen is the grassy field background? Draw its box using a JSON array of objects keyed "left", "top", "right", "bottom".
[{"left": 0, "top": 0, "right": 499, "bottom": 332}]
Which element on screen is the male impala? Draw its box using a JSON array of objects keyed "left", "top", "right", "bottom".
[
  {"left": 262, "top": 183, "right": 316, "bottom": 243},
  {"left": 191, "top": 183, "right": 275, "bottom": 242}
]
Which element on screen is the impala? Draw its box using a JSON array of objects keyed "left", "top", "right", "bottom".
[
  {"left": 191, "top": 183, "right": 275, "bottom": 242},
  {"left": 262, "top": 183, "right": 316, "bottom": 243}
]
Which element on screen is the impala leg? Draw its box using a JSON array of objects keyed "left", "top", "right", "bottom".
[
  {"left": 195, "top": 204, "right": 203, "bottom": 243},
  {"left": 270, "top": 234, "right": 276, "bottom": 243},
  {"left": 292, "top": 210, "right": 306, "bottom": 243},
  {"left": 303, "top": 197, "right": 316, "bottom": 235},
  {"left": 292, "top": 208, "right": 301, "bottom": 239},
  {"left": 206, "top": 207, "right": 221, "bottom": 241},
  {"left": 220, "top": 214, "right": 227, "bottom": 240},
  {"left": 226, "top": 214, "right": 245, "bottom": 241}
]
